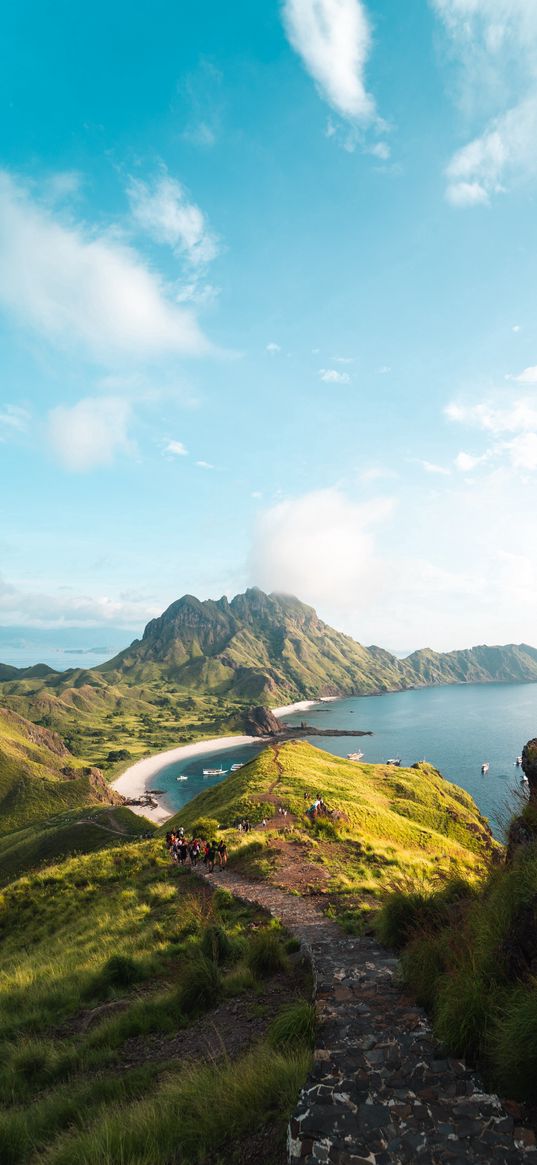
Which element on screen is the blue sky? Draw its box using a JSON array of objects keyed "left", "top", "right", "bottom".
[{"left": 2, "top": 0, "right": 537, "bottom": 653}]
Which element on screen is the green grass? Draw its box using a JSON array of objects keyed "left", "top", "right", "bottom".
[
  {"left": 382, "top": 841, "right": 537, "bottom": 1100},
  {"left": 0, "top": 806, "right": 153, "bottom": 885},
  {"left": 163, "top": 740, "right": 497, "bottom": 906},
  {"left": 0, "top": 838, "right": 311, "bottom": 1161}
]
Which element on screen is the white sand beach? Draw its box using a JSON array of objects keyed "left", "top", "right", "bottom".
[
  {"left": 271, "top": 697, "right": 339, "bottom": 716},
  {"left": 111, "top": 735, "right": 259, "bottom": 825}
]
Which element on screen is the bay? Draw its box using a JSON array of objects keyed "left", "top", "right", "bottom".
[{"left": 151, "top": 683, "right": 537, "bottom": 835}]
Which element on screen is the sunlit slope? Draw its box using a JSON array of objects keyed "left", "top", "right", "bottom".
[
  {"left": 0, "top": 805, "right": 153, "bottom": 885},
  {"left": 0, "top": 707, "right": 120, "bottom": 835},
  {"left": 167, "top": 741, "right": 498, "bottom": 883}
]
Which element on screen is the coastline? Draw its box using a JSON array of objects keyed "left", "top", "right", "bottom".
[
  {"left": 111, "top": 734, "right": 259, "bottom": 825},
  {"left": 112, "top": 698, "right": 342, "bottom": 825}
]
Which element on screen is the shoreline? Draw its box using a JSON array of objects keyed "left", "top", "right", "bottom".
[
  {"left": 111, "top": 734, "right": 260, "bottom": 825},
  {"left": 111, "top": 698, "right": 343, "bottom": 825}
]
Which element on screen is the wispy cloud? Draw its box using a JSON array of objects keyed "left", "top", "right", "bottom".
[
  {"left": 165, "top": 439, "right": 188, "bottom": 457},
  {"left": 127, "top": 170, "right": 219, "bottom": 267},
  {"left": 266, "top": 342, "right": 281, "bottom": 354},
  {"left": 0, "top": 404, "right": 30, "bottom": 438},
  {"left": 196, "top": 460, "right": 214, "bottom": 469},
  {"left": 281, "top": 0, "right": 377, "bottom": 124},
  {"left": 418, "top": 459, "right": 450, "bottom": 476},
  {"left": 446, "top": 394, "right": 537, "bottom": 473},
  {"left": 0, "top": 571, "right": 160, "bottom": 629},
  {"left": 319, "top": 367, "right": 351, "bottom": 384},
  {"left": 47, "top": 396, "right": 132, "bottom": 472},
  {"left": 432, "top": 2, "right": 537, "bottom": 204},
  {"left": 0, "top": 170, "right": 209, "bottom": 362}
]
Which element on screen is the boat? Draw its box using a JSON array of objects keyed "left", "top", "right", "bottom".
[
  {"left": 347, "top": 751, "right": 364, "bottom": 762},
  {"left": 386, "top": 757, "right": 401, "bottom": 767},
  {"left": 521, "top": 774, "right": 529, "bottom": 785},
  {"left": 230, "top": 763, "right": 243, "bottom": 772},
  {"left": 176, "top": 775, "right": 188, "bottom": 781},
  {"left": 481, "top": 762, "right": 489, "bottom": 774},
  {"left": 515, "top": 756, "right": 522, "bottom": 766},
  {"left": 202, "top": 767, "right": 228, "bottom": 777}
]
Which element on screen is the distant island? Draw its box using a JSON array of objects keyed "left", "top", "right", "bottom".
[{"left": 1, "top": 586, "right": 537, "bottom": 770}]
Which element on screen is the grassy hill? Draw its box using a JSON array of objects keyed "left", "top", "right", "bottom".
[
  {"left": 2, "top": 589, "right": 537, "bottom": 771},
  {"left": 165, "top": 741, "right": 498, "bottom": 916},
  {"left": 0, "top": 840, "right": 312, "bottom": 1165},
  {"left": 0, "top": 805, "right": 153, "bottom": 885},
  {"left": 0, "top": 706, "right": 121, "bottom": 835},
  {"left": 375, "top": 790, "right": 537, "bottom": 1103}
]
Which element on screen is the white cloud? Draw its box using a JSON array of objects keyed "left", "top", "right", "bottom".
[
  {"left": 127, "top": 172, "right": 219, "bottom": 267},
  {"left": 511, "top": 364, "right": 537, "bottom": 384},
  {"left": 0, "top": 572, "right": 160, "bottom": 629},
  {"left": 455, "top": 451, "right": 484, "bottom": 472},
  {"left": 332, "top": 355, "right": 354, "bottom": 364},
  {"left": 367, "top": 141, "right": 391, "bottom": 160},
  {"left": 319, "top": 367, "right": 351, "bottom": 384},
  {"left": 281, "top": 0, "right": 377, "bottom": 123},
  {"left": 513, "top": 324, "right": 522, "bottom": 333},
  {"left": 376, "top": 365, "right": 391, "bottom": 374},
  {"left": 446, "top": 397, "right": 537, "bottom": 434},
  {"left": 432, "top": 3, "right": 537, "bottom": 203},
  {"left": 0, "top": 171, "right": 209, "bottom": 362},
  {"left": 47, "top": 397, "right": 132, "bottom": 472},
  {"left": 419, "top": 460, "right": 450, "bottom": 476},
  {"left": 196, "top": 460, "right": 214, "bottom": 470},
  {"left": 0, "top": 404, "right": 30, "bottom": 436},
  {"left": 165, "top": 440, "right": 188, "bottom": 456},
  {"left": 251, "top": 486, "right": 394, "bottom": 608},
  {"left": 507, "top": 432, "right": 537, "bottom": 472},
  {"left": 266, "top": 342, "right": 281, "bottom": 354}
]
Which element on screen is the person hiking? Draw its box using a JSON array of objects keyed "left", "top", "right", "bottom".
[
  {"left": 217, "top": 839, "right": 227, "bottom": 869},
  {"left": 208, "top": 840, "right": 218, "bottom": 873}
]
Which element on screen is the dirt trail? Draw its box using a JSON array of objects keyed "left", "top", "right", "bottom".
[{"left": 194, "top": 864, "right": 536, "bottom": 1165}]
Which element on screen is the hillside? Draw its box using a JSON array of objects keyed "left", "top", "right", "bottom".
[
  {"left": 0, "top": 706, "right": 121, "bottom": 835},
  {"left": 0, "top": 840, "right": 311, "bottom": 1164},
  {"left": 2, "top": 588, "right": 537, "bottom": 768},
  {"left": 165, "top": 741, "right": 498, "bottom": 909}
]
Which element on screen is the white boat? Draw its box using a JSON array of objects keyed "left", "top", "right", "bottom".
[
  {"left": 176, "top": 775, "right": 188, "bottom": 781},
  {"left": 386, "top": 757, "right": 401, "bottom": 767},
  {"left": 481, "top": 762, "right": 489, "bottom": 774},
  {"left": 230, "top": 763, "right": 243, "bottom": 772},
  {"left": 347, "top": 751, "right": 364, "bottom": 762},
  {"left": 521, "top": 774, "right": 529, "bottom": 785},
  {"left": 515, "top": 756, "right": 523, "bottom": 766},
  {"left": 202, "top": 767, "right": 228, "bottom": 777}
]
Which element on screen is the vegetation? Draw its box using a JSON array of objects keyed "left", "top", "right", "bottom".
[
  {"left": 0, "top": 805, "right": 153, "bottom": 885},
  {"left": 164, "top": 741, "right": 497, "bottom": 915},
  {"left": 3, "top": 588, "right": 537, "bottom": 769},
  {"left": 0, "top": 839, "right": 312, "bottom": 1163},
  {"left": 0, "top": 707, "right": 120, "bottom": 835},
  {"left": 376, "top": 816, "right": 537, "bottom": 1101}
]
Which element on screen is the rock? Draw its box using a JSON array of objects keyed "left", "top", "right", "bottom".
[
  {"left": 522, "top": 739, "right": 537, "bottom": 801},
  {"left": 243, "top": 705, "right": 283, "bottom": 736}
]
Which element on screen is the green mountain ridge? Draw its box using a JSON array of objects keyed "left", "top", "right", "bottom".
[{"left": 1, "top": 587, "right": 537, "bottom": 769}]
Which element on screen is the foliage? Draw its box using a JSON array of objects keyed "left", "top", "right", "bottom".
[{"left": 268, "top": 1001, "right": 316, "bottom": 1050}]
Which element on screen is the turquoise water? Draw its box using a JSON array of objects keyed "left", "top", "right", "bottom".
[{"left": 152, "top": 683, "right": 537, "bottom": 835}]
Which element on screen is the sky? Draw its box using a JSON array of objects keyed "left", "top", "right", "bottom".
[{"left": 2, "top": 0, "right": 537, "bottom": 656}]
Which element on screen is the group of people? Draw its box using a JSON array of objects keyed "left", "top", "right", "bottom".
[
  {"left": 305, "top": 794, "right": 326, "bottom": 821},
  {"left": 165, "top": 828, "right": 228, "bottom": 873}
]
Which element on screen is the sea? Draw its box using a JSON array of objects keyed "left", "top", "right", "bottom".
[{"left": 149, "top": 683, "right": 537, "bottom": 837}]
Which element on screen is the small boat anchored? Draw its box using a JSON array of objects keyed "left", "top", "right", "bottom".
[
  {"left": 386, "top": 757, "right": 401, "bottom": 767},
  {"left": 347, "top": 751, "right": 364, "bottom": 762},
  {"left": 202, "top": 767, "right": 228, "bottom": 777},
  {"left": 230, "top": 763, "right": 243, "bottom": 772},
  {"left": 176, "top": 775, "right": 188, "bottom": 781},
  {"left": 515, "top": 756, "right": 523, "bottom": 767},
  {"left": 481, "top": 762, "right": 489, "bottom": 774}
]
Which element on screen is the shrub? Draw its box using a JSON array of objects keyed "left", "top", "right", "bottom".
[
  {"left": 268, "top": 1002, "right": 315, "bottom": 1050},
  {"left": 401, "top": 930, "right": 450, "bottom": 1010},
  {"left": 200, "top": 924, "right": 232, "bottom": 965},
  {"left": 84, "top": 954, "right": 143, "bottom": 1000},
  {"left": 493, "top": 984, "right": 537, "bottom": 1099},
  {"left": 176, "top": 956, "right": 221, "bottom": 1015},
  {"left": 434, "top": 965, "right": 499, "bottom": 1061},
  {"left": 190, "top": 818, "right": 220, "bottom": 839},
  {"left": 247, "top": 931, "right": 288, "bottom": 979}
]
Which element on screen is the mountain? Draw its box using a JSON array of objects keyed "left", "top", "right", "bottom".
[
  {"left": 2, "top": 588, "right": 537, "bottom": 769},
  {"left": 0, "top": 706, "right": 122, "bottom": 835}
]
